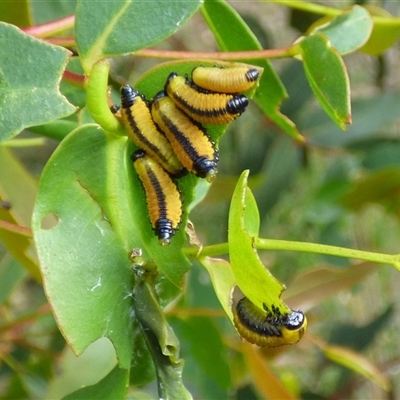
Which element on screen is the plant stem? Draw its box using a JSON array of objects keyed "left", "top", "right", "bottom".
[
  {"left": 185, "top": 238, "right": 400, "bottom": 271},
  {"left": 23, "top": 15, "right": 75, "bottom": 38},
  {"left": 135, "top": 46, "right": 297, "bottom": 60},
  {"left": 267, "top": 0, "right": 400, "bottom": 25},
  {"left": 265, "top": 0, "right": 340, "bottom": 17},
  {"left": 256, "top": 238, "right": 400, "bottom": 270},
  {"left": 1, "top": 138, "right": 47, "bottom": 147}
]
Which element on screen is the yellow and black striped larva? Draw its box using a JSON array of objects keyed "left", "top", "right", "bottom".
[
  {"left": 151, "top": 91, "right": 219, "bottom": 182},
  {"left": 165, "top": 72, "right": 249, "bottom": 125},
  {"left": 191, "top": 66, "right": 260, "bottom": 94},
  {"left": 232, "top": 296, "right": 307, "bottom": 347},
  {"left": 118, "top": 85, "right": 185, "bottom": 177},
  {"left": 132, "top": 149, "right": 183, "bottom": 245}
]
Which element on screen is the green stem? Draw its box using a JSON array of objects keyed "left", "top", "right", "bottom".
[
  {"left": 185, "top": 239, "right": 400, "bottom": 271},
  {"left": 184, "top": 242, "right": 229, "bottom": 258},
  {"left": 267, "top": 0, "right": 400, "bottom": 25},
  {"left": 23, "top": 15, "right": 75, "bottom": 38},
  {"left": 1, "top": 138, "right": 46, "bottom": 147},
  {"left": 265, "top": 0, "right": 340, "bottom": 17},
  {"left": 257, "top": 238, "right": 400, "bottom": 270},
  {"left": 85, "top": 59, "right": 123, "bottom": 134}
]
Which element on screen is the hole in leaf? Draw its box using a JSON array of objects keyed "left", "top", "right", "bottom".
[{"left": 40, "top": 212, "right": 59, "bottom": 230}]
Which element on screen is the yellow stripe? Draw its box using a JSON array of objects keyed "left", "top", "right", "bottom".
[
  {"left": 132, "top": 150, "right": 182, "bottom": 245},
  {"left": 151, "top": 92, "right": 219, "bottom": 182},
  {"left": 165, "top": 73, "right": 249, "bottom": 125},
  {"left": 120, "top": 85, "right": 184, "bottom": 176}
]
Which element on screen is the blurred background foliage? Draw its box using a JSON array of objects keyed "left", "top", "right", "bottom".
[{"left": 1, "top": 0, "right": 400, "bottom": 399}]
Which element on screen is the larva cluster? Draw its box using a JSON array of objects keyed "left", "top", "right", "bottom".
[{"left": 113, "top": 65, "right": 260, "bottom": 245}]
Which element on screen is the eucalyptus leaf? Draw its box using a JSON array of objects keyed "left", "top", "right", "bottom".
[
  {"left": 228, "top": 171, "right": 289, "bottom": 314},
  {"left": 75, "top": 0, "right": 202, "bottom": 72},
  {"left": 312, "top": 5, "right": 373, "bottom": 55},
  {"left": 0, "top": 22, "right": 75, "bottom": 142},
  {"left": 299, "top": 33, "right": 351, "bottom": 130}
]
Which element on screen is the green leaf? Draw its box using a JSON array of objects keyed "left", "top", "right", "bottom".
[
  {"left": 312, "top": 5, "right": 373, "bottom": 55},
  {"left": 75, "top": 0, "right": 202, "bottom": 72},
  {"left": 299, "top": 33, "right": 351, "bottom": 130},
  {"left": 0, "top": 146, "right": 41, "bottom": 281},
  {"left": 201, "top": 0, "right": 304, "bottom": 141},
  {"left": 63, "top": 366, "right": 129, "bottom": 400},
  {"left": 228, "top": 170, "right": 289, "bottom": 314},
  {"left": 32, "top": 125, "right": 137, "bottom": 368},
  {"left": 32, "top": 121, "right": 192, "bottom": 369},
  {"left": 199, "top": 257, "right": 236, "bottom": 320},
  {"left": 0, "top": 22, "right": 76, "bottom": 142}
]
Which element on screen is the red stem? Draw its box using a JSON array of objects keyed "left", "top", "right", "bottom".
[{"left": 23, "top": 15, "right": 75, "bottom": 38}]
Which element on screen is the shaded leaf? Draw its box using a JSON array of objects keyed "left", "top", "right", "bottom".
[
  {"left": 329, "top": 306, "right": 394, "bottom": 352},
  {"left": 0, "top": 22, "right": 75, "bottom": 142},
  {"left": 339, "top": 167, "right": 400, "bottom": 214},
  {"left": 241, "top": 342, "right": 299, "bottom": 400},
  {"left": 283, "top": 262, "right": 378, "bottom": 312}
]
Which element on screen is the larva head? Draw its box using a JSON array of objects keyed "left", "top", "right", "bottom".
[
  {"left": 226, "top": 94, "right": 249, "bottom": 115},
  {"left": 193, "top": 156, "right": 218, "bottom": 182},
  {"left": 152, "top": 90, "right": 167, "bottom": 105},
  {"left": 246, "top": 68, "right": 260, "bottom": 83},
  {"left": 120, "top": 85, "right": 141, "bottom": 108},
  {"left": 155, "top": 218, "right": 175, "bottom": 246},
  {"left": 131, "top": 148, "right": 146, "bottom": 162},
  {"left": 165, "top": 72, "right": 178, "bottom": 91},
  {"left": 285, "top": 310, "right": 305, "bottom": 330}
]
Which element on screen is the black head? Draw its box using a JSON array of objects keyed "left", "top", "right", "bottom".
[
  {"left": 155, "top": 218, "right": 174, "bottom": 246},
  {"left": 226, "top": 94, "right": 249, "bottom": 115},
  {"left": 120, "top": 85, "right": 140, "bottom": 108}
]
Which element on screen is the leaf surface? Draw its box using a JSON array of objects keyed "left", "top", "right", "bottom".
[{"left": 0, "top": 22, "right": 75, "bottom": 142}]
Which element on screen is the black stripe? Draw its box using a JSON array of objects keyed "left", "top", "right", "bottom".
[
  {"left": 125, "top": 106, "right": 170, "bottom": 166},
  {"left": 145, "top": 164, "right": 168, "bottom": 220}
]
